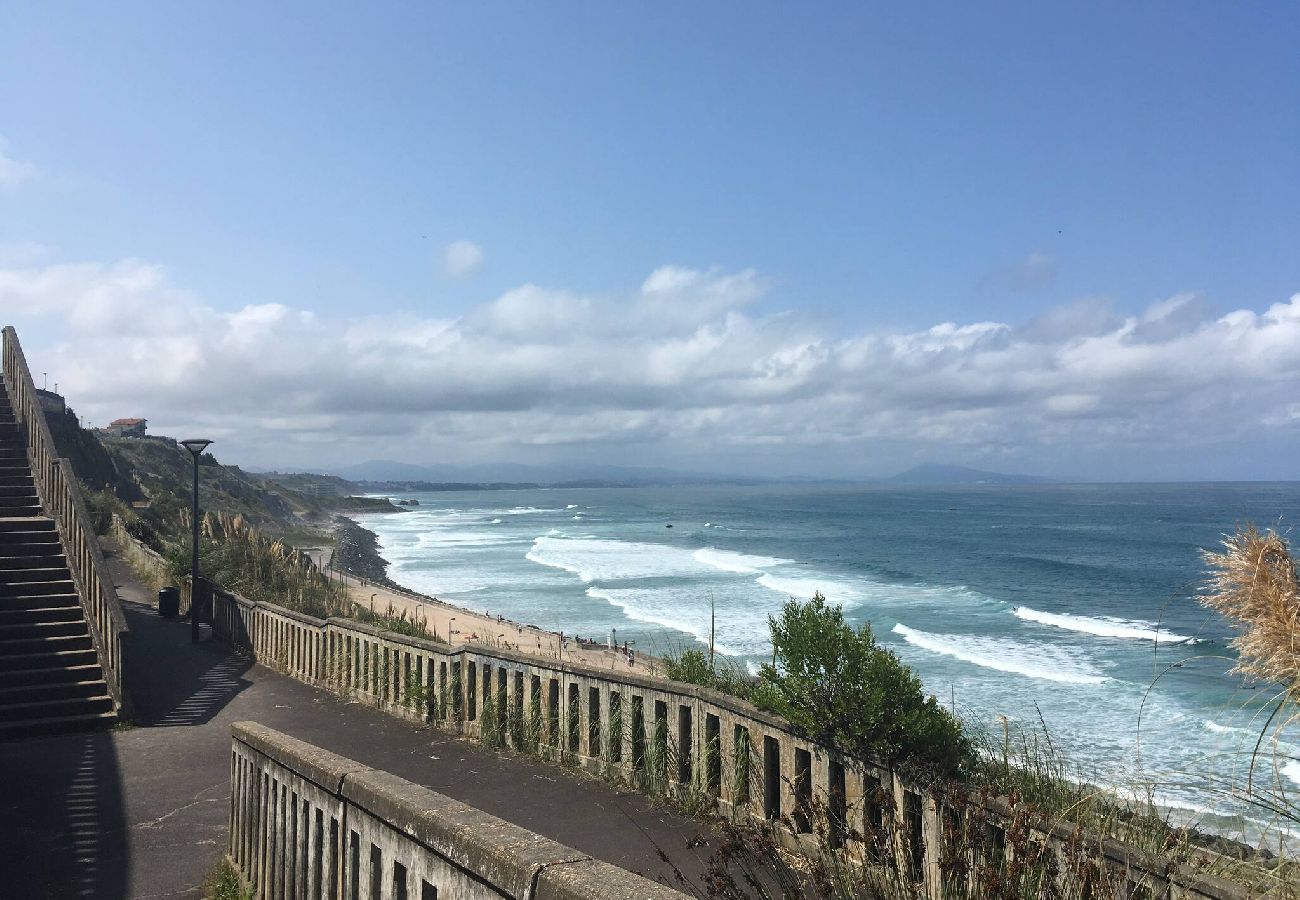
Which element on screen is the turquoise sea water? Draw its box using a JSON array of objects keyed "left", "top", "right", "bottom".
[{"left": 355, "top": 482, "right": 1300, "bottom": 840}]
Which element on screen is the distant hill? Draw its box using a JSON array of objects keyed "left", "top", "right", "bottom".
[
  {"left": 883, "top": 463, "right": 1052, "bottom": 486},
  {"left": 329, "top": 459, "right": 777, "bottom": 487}
]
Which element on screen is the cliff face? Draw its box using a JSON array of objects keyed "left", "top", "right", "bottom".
[
  {"left": 45, "top": 404, "right": 140, "bottom": 498},
  {"left": 98, "top": 435, "right": 400, "bottom": 531},
  {"left": 41, "top": 409, "right": 400, "bottom": 541}
]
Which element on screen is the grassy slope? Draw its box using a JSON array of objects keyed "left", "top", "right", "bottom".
[{"left": 99, "top": 436, "right": 400, "bottom": 536}]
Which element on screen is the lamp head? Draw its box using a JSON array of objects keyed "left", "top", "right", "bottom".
[{"left": 180, "top": 438, "right": 213, "bottom": 456}]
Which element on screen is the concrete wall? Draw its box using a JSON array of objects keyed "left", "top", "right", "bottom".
[
  {"left": 110, "top": 513, "right": 170, "bottom": 594},
  {"left": 230, "top": 721, "right": 687, "bottom": 900}
]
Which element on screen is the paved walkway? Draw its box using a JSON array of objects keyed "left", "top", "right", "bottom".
[{"left": 0, "top": 550, "right": 714, "bottom": 899}]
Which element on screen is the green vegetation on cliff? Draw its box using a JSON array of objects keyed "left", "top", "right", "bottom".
[
  {"left": 96, "top": 435, "right": 397, "bottom": 538},
  {"left": 42, "top": 407, "right": 399, "bottom": 552}
]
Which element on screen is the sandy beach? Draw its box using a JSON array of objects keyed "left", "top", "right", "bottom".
[{"left": 330, "top": 561, "right": 667, "bottom": 677}]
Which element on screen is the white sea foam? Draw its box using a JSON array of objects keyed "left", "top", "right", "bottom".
[
  {"left": 572, "top": 515, "right": 583, "bottom": 520},
  {"left": 892, "top": 623, "right": 1109, "bottom": 684},
  {"left": 566, "top": 504, "right": 578, "bottom": 509},
  {"left": 1284, "top": 761, "right": 1300, "bottom": 787},
  {"left": 411, "top": 529, "right": 521, "bottom": 549},
  {"left": 527, "top": 536, "right": 706, "bottom": 582},
  {"left": 757, "top": 573, "right": 861, "bottom": 605},
  {"left": 1204, "top": 720, "right": 1255, "bottom": 737},
  {"left": 1014, "top": 607, "right": 1199, "bottom": 644},
  {"left": 692, "top": 547, "right": 792, "bottom": 574},
  {"left": 490, "top": 518, "right": 502, "bottom": 524},
  {"left": 584, "top": 586, "right": 754, "bottom": 655}
]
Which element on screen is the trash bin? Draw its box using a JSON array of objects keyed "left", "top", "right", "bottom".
[{"left": 158, "top": 586, "right": 180, "bottom": 618}]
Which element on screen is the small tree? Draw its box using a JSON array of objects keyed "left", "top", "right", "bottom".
[{"left": 754, "top": 593, "right": 969, "bottom": 776}]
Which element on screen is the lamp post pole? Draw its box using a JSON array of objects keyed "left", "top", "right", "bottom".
[{"left": 181, "top": 439, "right": 213, "bottom": 643}]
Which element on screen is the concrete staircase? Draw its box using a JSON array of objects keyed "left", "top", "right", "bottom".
[{"left": 0, "top": 383, "right": 115, "bottom": 738}]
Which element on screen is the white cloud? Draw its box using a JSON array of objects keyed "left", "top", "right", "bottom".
[
  {"left": 0, "top": 137, "right": 39, "bottom": 190},
  {"left": 441, "top": 240, "right": 485, "bottom": 278},
  {"left": 4, "top": 255, "right": 1300, "bottom": 474}
]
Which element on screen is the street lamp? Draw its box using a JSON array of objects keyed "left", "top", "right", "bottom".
[{"left": 180, "top": 438, "right": 213, "bottom": 643}]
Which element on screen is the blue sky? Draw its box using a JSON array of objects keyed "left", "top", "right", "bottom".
[{"left": 2, "top": 3, "right": 1298, "bottom": 479}]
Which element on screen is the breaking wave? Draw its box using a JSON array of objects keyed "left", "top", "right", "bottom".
[
  {"left": 692, "top": 547, "right": 792, "bottom": 574},
  {"left": 1014, "top": 607, "right": 1200, "bottom": 644},
  {"left": 892, "top": 623, "right": 1110, "bottom": 685}
]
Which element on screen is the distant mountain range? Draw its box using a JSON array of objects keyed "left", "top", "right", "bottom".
[
  {"left": 881, "top": 463, "right": 1053, "bottom": 485},
  {"left": 318, "top": 459, "right": 1051, "bottom": 488},
  {"left": 328, "top": 459, "right": 798, "bottom": 487}
]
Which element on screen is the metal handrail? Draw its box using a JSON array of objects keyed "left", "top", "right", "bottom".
[{"left": 1, "top": 325, "right": 129, "bottom": 713}]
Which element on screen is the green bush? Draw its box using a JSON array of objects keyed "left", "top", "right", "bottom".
[
  {"left": 665, "top": 648, "right": 759, "bottom": 701},
  {"left": 754, "top": 593, "right": 970, "bottom": 776}
]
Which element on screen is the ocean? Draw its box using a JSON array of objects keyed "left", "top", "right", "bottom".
[{"left": 353, "top": 482, "right": 1300, "bottom": 841}]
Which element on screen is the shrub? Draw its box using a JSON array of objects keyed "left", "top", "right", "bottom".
[
  {"left": 754, "top": 593, "right": 970, "bottom": 776},
  {"left": 665, "top": 648, "right": 758, "bottom": 701}
]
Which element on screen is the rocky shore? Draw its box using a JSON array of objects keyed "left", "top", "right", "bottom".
[{"left": 332, "top": 515, "right": 402, "bottom": 589}]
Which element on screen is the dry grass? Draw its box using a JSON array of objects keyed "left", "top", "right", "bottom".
[
  {"left": 1202, "top": 525, "right": 1300, "bottom": 696},
  {"left": 1201, "top": 524, "right": 1300, "bottom": 851}
]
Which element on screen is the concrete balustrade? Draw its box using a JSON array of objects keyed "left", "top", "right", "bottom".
[
  {"left": 2, "top": 325, "right": 130, "bottom": 714},
  {"left": 230, "top": 720, "right": 689, "bottom": 899},
  {"left": 198, "top": 583, "right": 1256, "bottom": 900}
]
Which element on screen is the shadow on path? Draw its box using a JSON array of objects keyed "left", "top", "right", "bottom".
[
  {"left": 0, "top": 730, "right": 129, "bottom": 899},
  {"left": 120, "top": 599, "right": 253, "bottom": 727}
]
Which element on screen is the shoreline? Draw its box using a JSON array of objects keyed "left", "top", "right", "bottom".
[{"left": 330, "top": 515, "right": 665, "bottom": 675}]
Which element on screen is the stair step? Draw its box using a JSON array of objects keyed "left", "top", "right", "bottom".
[
  {"left": 0, "top": 554, "right": 67, "bottom": 570},
  {"left": 0, "top": 647, "right": 98, "bottom": 672},
  {"left": 0, "top": 709, "right": 116, "bottom": 741},
  {"left": 0, "top": 525, "right": 58, "bottom": 537},
  {"left": 0, "top": 632, "right": 92, "bottom": 656},
  {"left": 0, "top": 525, "right": 57, "bottom": 537},
  {"left": 0, "top": 579, "right": 76, "bottom": 598},
  {"left": 0, "top": 663, "right": 104, "bottom": 689},
  {"left": 0, "top": 503, "right": 41, "bottom": 516},
  {"left": 0, "top": 519, "right": 55, "bottom": 532},
  {"left": 0, "top": 566, "right": 72, "bottom": 583},
  {"left": 0, "top": 542, "right": 63, "bottom": 558},
  {"left": 0, "top": 496, "right": 39, "bottom": 507},
  {"left": 0, "top": 678, "right": 107, "bottom": 704},
  {"left": 0, "top": 693, "right": 114, "bottom": 725},
  {"left": 0, "top": 533, "right": 58, "bottom": 545},
  {"left": 0, "top": 606, "right": 83, "bottom": 626},
  {"left": 0, "top": 619, "right": 89, "bottom": 640},
  {"left": 0, "top": 619, "right": 88, "bottom": 639},
  {"left": 0, "top": 593, "right": 81, "bottom": 611}
]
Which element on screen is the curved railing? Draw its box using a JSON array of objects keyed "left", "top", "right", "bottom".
[{"left": 1, "top": 325, "right": 129, "bottom": 713}]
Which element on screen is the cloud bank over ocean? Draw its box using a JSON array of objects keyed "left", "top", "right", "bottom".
[{"left": 4, "top": 256, "right": 1299, "bottom": 477}]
